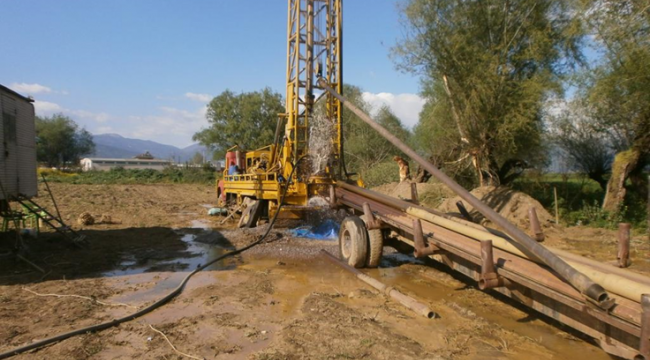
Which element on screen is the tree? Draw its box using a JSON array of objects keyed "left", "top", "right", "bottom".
[
  {"left": 338, "top": 85, "right": 411, "bottom": 175},
  {"left": 548, "top": 99, "right": 618, "bottom": 189},
  {"left": 190, "top": 151, "right": 204, "bottom": 165},
  {"left": 193, "top": 88, "right": 285, "bottom": 155},
  {"left": 579, "top": 0, "right": 650, "bottom": 212},
  {"left": 394, "top": 0, "right": 583, "bottom": 186},
  {"left": 35, "top": 114, "right": 95, "bottom": 167}
]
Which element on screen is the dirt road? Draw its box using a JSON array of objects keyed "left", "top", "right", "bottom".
[{"left": 0, "top": 183, "right": 627, "bottom": 359}]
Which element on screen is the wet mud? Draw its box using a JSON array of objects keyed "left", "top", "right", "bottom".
[{"left": 0, "top": 183, "right": 629, "bottom": 359}]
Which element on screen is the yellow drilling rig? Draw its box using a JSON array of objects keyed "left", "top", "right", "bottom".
[{"left": 217, "top": 0, "right": 355, "bottom": 227}]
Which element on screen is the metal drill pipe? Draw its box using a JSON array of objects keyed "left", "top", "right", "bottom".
[
  {"left": 338, "top": 182, "right": 650, "bottom": 287},
  {"left": 318, "top": 78, "right": 611, "bottom": 308},
  {"left": 320, "top": 250, "right": 435, "bottom": 319},
  {"left": 339, "top": 185, "right": 650, "bottom": 301}
]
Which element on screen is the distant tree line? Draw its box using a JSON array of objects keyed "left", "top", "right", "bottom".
[{"left": 36, "top": 114, "right": 95, "bottom": 168}]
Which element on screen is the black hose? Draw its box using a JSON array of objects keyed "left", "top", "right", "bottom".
[{"left": 0, "top": 158, "right": 305, "bottom": 359}]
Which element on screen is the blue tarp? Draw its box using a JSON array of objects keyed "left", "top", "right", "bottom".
[{"left": 290, "top": 219, "right": 340, "bottom": 240}]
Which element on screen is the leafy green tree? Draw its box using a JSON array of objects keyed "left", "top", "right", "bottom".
[
  {"left": 190, "top": 151, "right": 204, "bottom": 165},
  {"left": 193, "top": 88, "right": 284, "bottom": 155},
  {"left": 394, "top": 0, "right": 583, "bottom": 186},
  {"left": 548, "top": 99, "right": 616, "bottom": 189},
  {"left": 35, "top": 114, "right": 95, "bottom": 167},
  {"left": 339, "top": 85, "right": 411, "bottom": 178},
  {"left": 578, "top": 0, "right": 650, "bottom": 212}
]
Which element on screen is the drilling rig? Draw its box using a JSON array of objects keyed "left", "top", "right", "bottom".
[
  {"left": 214, "top": 2, "right": 650, "bottom": 358},
  {"left": 217, "top": 0, "right": 354, "bottom": 227}
]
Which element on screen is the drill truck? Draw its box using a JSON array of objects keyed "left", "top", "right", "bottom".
[
  {"left": 217, "top": 0, "right": 354, "bottom": 228},
  {"left": 215, "top": 2, "right": 650, "bottom": 358}
]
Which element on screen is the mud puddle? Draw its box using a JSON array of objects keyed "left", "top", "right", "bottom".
[
  {"left": 369, "top": 256, "right": 612, "bottom": 360},
  {"left": 102, "top": 219, "right": 236, "bottom": 277}
]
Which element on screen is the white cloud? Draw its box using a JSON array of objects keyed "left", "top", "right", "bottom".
[
  {"left": 33, "top": 100, "right": 111, "bottom": 123},
  {"left": 185, "top": 92, "right": 212, "bottom": 103},
  {"left": 34, "top": 100, "right": 63, "bottom": 114},
  {"left": 70, "top": 109, "right": 110, "bottom": 123},
  {"left": 9, "top": 82, "right": 52, "bottom": 95},
  {"left": 362, "top": 92, "right": 426, "bottom": 128},
  {"left": 127, "top": 106, "right": 209, "bottom": 147},
  {"left": 96, "top": 126, "right": 114, "bottom": 134}
]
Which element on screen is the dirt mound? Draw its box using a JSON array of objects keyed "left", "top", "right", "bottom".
[
  {"left": 372, "top": 182, "right": 455, "bottom": 208},
  {"left": 438, "top": 186, "right": 553, "bottom": 229}
]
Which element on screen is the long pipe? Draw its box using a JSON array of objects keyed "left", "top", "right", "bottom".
[
  {"left": 318, "top": 78, "right": 612, "bottom": 309},
  {"left": 320, "top": 250, "right": 435, "bottom": 318}
]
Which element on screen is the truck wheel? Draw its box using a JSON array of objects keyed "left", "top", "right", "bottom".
[
  {"left": 366, "top": 229, "right": 384, "bottom": 268},
  {"left": 339, "top": 216, "right": 368, "bottom": 268},
  {"left": 238, "top": 200, "right": 265, "bottom": 228}
]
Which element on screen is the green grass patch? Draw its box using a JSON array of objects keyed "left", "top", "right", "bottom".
[
  {"left": 513, "top": 172, "right": 647, "bottom": 230},
  {"left": 40, "top": 166, "right": 217, "bottom": 185}
]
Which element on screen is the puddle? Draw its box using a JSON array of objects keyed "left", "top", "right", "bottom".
[
  {"left": 190, "top": 219, "right": 211, "bottom": 230},
  {"left": 371, "top": 259, "right": 612, "bottom": 360},
  {"left": 102, "top": 220, "right": 237, "bottom": 277}
]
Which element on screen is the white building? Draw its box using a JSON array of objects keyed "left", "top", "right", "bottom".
[
  {"left": 0, "top": 84, "right": 37, "bottom": 200},
  {"left": 80, "top": 158, "right": 171, "bottom": 172}
]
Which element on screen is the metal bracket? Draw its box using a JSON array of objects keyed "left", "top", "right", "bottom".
[
  {"left": 362, "top": 202, "right": 382, "bottom": 230},
  {"left": 329, "top": 185, "right": 338, "bottom": 208},
  {"left": 528, "top": 207, "right": 545, "bottom": 242},
  {"left": 479, "top": 240, "right": 510, "bottom": 290},
  {"left": 412, "top": 218, "right": 439, "bottom": 258},
  {"left": 410, "top": 183, "right": 419, "bottom": 205}
]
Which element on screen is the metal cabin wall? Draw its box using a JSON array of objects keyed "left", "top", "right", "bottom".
[
  {"left": 16, "top": 96, "right": 37, "bottom": 198},
  {"left": 0, "top": 89, "right": 37, "bottom": 200}
]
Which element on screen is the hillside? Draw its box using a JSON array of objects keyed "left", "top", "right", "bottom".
[{"left": 90, "top": 134, "right": 208, "bottom": 162}]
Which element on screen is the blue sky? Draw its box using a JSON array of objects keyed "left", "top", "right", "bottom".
[{"left": 1, "top": 0, "right": 423, "bottom": 147}]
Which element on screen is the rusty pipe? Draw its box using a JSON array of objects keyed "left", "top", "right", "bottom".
[
  {"left": 528, "top": 207, "right": 545, "bottom": 242},
  {"left": 411, "top": 183, "right": 419, "bottom": 205},
  {"left": 637, "top": 294, "right": 650, "bottom": 360},
  {"left": 413, "top": 218, "right": 437, "bottom": 258},
  {"left": 479, "top": 240, "right": 510, "bottom": 290},
  {"left": 619, "top": 223, "right": 632, "bottom": 268},
  {"left": 319, "top": 78, "right": 611, "bottom": 309},
  {"left": 320, "top": 250, "right": 436, "bottom": 319}
]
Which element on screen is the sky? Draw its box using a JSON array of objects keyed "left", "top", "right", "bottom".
[{"left": 1, "top": 0, "right": 424, "bottom": 148}]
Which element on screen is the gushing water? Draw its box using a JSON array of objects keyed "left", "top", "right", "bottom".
[
  {"left": 309, "top": 113, "right": 336, "bottom": 175},
  {"left": 307, "top": 196, "right": 330, "bottom": 207}
]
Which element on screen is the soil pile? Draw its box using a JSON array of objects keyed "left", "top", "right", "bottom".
[
  {"left": 439, "top": 186, "right": 554, "bottom": 229},
  {"left": 372, "top": 181, "right": 455, "bottom": 208}
]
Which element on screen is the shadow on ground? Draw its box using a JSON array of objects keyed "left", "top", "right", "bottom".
[{"left": 0, "top": 227, "right": 235, "bottom": 286}]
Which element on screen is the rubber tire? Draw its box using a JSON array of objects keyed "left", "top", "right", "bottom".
[
  {"left": 339, "top": 216, "right": 369, "bottom": 268},
  {"left": 366, "top": 229, "right": 384, "bottom": 268}
]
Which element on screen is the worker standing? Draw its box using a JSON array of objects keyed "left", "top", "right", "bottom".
[{"left": 393, "top": 156, "right": 411, "bottom": 183}]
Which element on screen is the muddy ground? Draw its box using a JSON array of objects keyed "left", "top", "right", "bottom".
[{"left": 0, "top": 182, "right": 644, "bottom": 359}]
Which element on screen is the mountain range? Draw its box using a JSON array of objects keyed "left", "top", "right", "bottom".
[{"left": 90, "top": 134, "right": 208, "bottom": 162}]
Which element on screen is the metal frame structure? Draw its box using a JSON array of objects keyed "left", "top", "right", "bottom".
[{"left": 221, "top": 0, "right": 346, "bottom": 216}]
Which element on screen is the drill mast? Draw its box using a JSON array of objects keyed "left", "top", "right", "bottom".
[{"left": 280, "top": 0, "right": 343, "bottom": 179}]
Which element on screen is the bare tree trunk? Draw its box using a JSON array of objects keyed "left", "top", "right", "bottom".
[{"left": 602, "top": 148, "right": 641, "bottom": 213}]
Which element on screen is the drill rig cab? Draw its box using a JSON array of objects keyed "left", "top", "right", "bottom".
[{"left": 217, "top": 0, "right": 356, "bottom": 226}]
